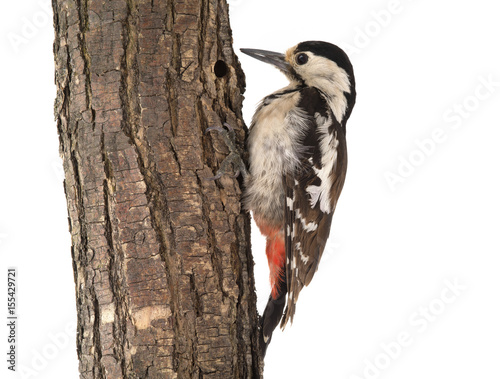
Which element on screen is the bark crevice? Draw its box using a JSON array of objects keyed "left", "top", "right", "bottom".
[{"left": 53, "top": 0, "right": 261, "bottom": 377}]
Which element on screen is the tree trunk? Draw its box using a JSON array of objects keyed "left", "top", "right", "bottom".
[{"left": 52, "top": 0, "right": 260, "bottom": 377}]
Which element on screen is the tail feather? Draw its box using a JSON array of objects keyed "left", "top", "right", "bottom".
[
  {"left": 259, "top": 278, "right": 287, "bottom": 358},
  {"left": 254, "top": 218, "right": 288, "bottom": 358}
]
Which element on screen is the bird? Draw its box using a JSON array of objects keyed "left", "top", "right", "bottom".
[{"left": 208, "top": 41, "right": 356, "bottom": 358}]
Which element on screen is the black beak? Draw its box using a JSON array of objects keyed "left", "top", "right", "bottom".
[{"left": 240, "top": 48, "right": 291, "bottom": 73}]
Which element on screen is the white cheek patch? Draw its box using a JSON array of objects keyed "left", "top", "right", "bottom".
[{"left": 296, "top": 54, "right": 351, "bottom": 122}]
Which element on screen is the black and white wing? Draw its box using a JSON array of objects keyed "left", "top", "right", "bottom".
[{"left": 281, "top": 87, "right": 348, "bottom": 327}]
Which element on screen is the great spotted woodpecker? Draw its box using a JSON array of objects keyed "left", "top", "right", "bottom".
[{"left": 208, "top": 41, "right": 356, "bottom": 358}]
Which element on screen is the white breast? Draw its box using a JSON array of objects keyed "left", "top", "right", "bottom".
[{"left": 244, "top": 86, "right": 308, "bottom": 223}]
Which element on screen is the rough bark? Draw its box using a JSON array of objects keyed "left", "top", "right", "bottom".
[{"left": 52, "top": 0, "right": 260, "bottom": 377}]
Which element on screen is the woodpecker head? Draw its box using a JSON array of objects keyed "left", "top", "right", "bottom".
[{"left": 241, "top": 41, "right": 356, "bottom": 123}]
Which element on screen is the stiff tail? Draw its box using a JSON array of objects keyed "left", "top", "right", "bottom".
[
  {"left": 259, "top": 277, "right": 287, "bottom": 358},
  {"left": 255, "top": 219, "right": 288, "bottom": 358}
]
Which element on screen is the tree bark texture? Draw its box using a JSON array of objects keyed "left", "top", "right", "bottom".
[{"left": 53, "top": 0, "right": 260, "bottom": 377}]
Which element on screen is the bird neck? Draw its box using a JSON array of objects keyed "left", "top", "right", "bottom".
[{"left": 307, "top": 76, "right": 350, "bottom": 124}]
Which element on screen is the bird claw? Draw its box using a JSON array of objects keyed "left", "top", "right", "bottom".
[
  {"left": 205, "top": 126, "right": 225, "bottom": 134},
  {"left": 205, "top": 123, "right": 247, "bottom": 180},
  {"left": 222, "top": 122, "right": 234, "bottom": 134},
  {"left": 205, "top": 123, "right": 236, "bottom": 145},
  {"left": 204, "top": 172, "right": 223, "bottom": 181}
]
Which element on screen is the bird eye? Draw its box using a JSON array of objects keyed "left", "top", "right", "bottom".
[{"left": 296, "top": 53, "right": 309, "bottom": 65}]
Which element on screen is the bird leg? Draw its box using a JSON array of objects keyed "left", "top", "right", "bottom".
[{"left": 205, "top": 123, "right": 248, "bottom": 180}]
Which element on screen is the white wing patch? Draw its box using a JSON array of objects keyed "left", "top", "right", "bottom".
[
  {"left": 305, "top": 113, "right": 338, "bottom": 214},
  {"left": 295, "top": 208, "right": 318, "bottom": 232},
  {"left": 295, "top": 242, "right": 310, "bottom": 264}
]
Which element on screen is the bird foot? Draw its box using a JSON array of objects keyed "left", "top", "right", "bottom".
[{"left": 205, "top": 123, "right": 248, "bottom": 180}]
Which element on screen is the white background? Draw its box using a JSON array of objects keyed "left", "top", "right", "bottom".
[{"left": 1, "top": 0, "right": 499, "bottom": 378}]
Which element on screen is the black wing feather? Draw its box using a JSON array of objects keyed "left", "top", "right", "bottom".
[{"left": 281, "top": 88, "right": 347, "bottom": 328}]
